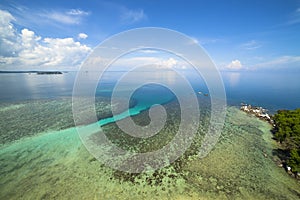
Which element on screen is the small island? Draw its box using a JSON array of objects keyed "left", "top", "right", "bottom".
[
  {"left": 0, "top": 70, "right": 63, "bottom": 75},
  {"left": 36, "top": 71, "right": 63, "bottom": 75}
]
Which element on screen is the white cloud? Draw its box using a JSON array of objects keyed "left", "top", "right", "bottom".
[
  {"left": 0, "top": 10, "right": 20, "bottom": 57},
  {"left": 187, "top": 37, "right": 221, "bottom": 46},
  {"left": 121, "top": 9, "right": 146, "bottom": 24},
  {"left": 40, "top": 9, "right": 90, "bottom": 25},
  {"left": 66, "top": 9, "right": 90, "bottom": 16},
  {"left": 226, "top": 60, "right": 243, "bottom": 70},
  {"left": 0, "top": 5, "right": 91, "bottom": 30},
  {"left": 0, "top": 9, "right": 15, "bottom": 26},
  {"left": 46, "top": 12, "right": 79, "bottom": 24},
  {"left": 188, "top": 37, "right": 223, "bottom": 46},
  {"left": 190, "top": 37, "right": 199, "bottom": 45},
  {"left": 160, "top": 58, "right": 178, "bottom": 68},
  {"left": 21, "top": 29, "right": 41, "bottom": 48},
  {"left": 138, "top": 49, "right": 160, "bottom": 54},
  {"left": 198, "top": 38, "right": 222, "bottom": 45},
  {"left": 78, "top": 33, "right": 88, "bottom": 39},
  {"left": 114, "top": 56, "right": 160, "bottom": 67},
  {"left": 17, "top": 32, "right": 91, "bottom": 68},
  {"left": 219, "top": 56, "right": 300, "bottom": 72},
  {"left": 111, "top": 56, "right": 182, "bottom": 70},
  {"left": 287, "top": 7, "right": 300, "bottom": 25},
  {"left": 0, "top": 10, "right": 91, "bottom": 70},
  {"left": 241, "top": 40, "right": 262, "bottom": 50},
  {"left": 22, "top": 36, "right": 90, "bottom": 67},
  {"left": 253, "top": 56, "right": 300, "bottom": 71}
]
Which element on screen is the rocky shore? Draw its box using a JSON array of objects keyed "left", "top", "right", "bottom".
[{"left": 240, "top": 104, "right": 274, "bottom": 125}]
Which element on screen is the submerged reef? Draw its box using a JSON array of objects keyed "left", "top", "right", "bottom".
[
  {"left": 0, "top": 97, "right": 136, "bottom": 144},
  {"left": 0, "top": 99, "right": 299, "bottom": 199}
]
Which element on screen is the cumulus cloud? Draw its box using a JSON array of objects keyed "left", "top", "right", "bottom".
[
  {"left": 121, "top": 9, "right": 146, "bottom": 24},
  {"left": 78, "top": 33, "right": 88, "bottom": 39},
  {"left": 226, "top": 60, "right": 243, "bottom": 70},
  {"left": 0, "top": 10, "right": 20, "bottom": 57},
  {"left": 0, "top": 10, "right": 91, "bottom": 70},
  {"left": 19, "top": 35, "right": 90, "bottom": 67},
  {"left": 160, "top": 58, "right": 178, "bottom": 68},
  {"left": 223, "top": 56, "right": 300, "bottom": 72}
]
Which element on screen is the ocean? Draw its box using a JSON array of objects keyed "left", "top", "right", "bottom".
[
  {"left": 1, "top": 70, "right": 300, "bottom": 199},
  {"left": 0, "top": 71, "right": 299, "bottom": 112}
]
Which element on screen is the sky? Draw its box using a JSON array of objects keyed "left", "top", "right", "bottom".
[{"left": 0, "top": 0, "right": 299, "bottom": 72}]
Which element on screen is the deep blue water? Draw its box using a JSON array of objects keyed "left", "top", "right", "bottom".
[
  {"left": 0, "top": 71, "right": 299, "bottom": 114},
  {"left": 221, "top": 71, "right": 300, "bottom": 113}
]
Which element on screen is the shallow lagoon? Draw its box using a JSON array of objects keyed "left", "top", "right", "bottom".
[
  {"left": 1, "top": 71, "right": 300, "bottom": 199},
  {"left": 1, "top": 98, "right": 299, "bottom": 199}
]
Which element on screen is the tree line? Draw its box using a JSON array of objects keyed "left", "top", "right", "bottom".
[{"left": 273, "top": 108, "right": 300, "bottom": 173}]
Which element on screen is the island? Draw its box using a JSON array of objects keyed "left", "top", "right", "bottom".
[
  {"left": 0, "top": 71, "right": 63, "bottom": 74},
  {"left": 36, "top": 71, "right": 63, "bottom": 75}
]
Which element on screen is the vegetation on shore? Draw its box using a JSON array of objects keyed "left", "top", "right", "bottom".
[{"left": 273, "top": 108, "right": 300, "bottom": 173}]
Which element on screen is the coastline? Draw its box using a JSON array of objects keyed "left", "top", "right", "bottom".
[
  {"left": 240, "top": 104, "right": 274, "bottom": 125},
  {"left": 240, "top": 104, "right": 300, "bottom": 180}
]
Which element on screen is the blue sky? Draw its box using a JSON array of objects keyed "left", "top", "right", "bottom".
[{"left": 0, "top": 0, "right": 299, "bottom": 71}]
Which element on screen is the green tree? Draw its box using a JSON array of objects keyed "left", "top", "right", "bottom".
[
  {"left": 287, "top": 148, "right": 300, "bottom": 173},
  {"left": 273, "top": 108, "right": 300, "bottom": 172}
]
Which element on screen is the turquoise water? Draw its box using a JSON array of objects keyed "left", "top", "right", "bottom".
[
  {"left": 98, "top": 84, "right": 175, "bottom": 126},
  {"left": 1, "top": 100, "right": 300, "bottom": 199},
  {"left": 1, "top": 70, "right": 300, "bottom": 199}
]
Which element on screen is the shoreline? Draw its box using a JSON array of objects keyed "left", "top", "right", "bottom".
[
  {"left": 240, "top": 103, "right": 300, "bottom": 180},
  {"left": 240, "top": 104, "right": 274, "bottom": 125}
]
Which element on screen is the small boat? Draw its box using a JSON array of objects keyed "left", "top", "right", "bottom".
[{"left": 197, "top": 91, "right": 209, "bottom": 97}]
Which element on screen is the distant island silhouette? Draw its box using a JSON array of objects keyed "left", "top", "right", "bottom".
[{"left": 0, "top": 71, "right": 63, "bottom": 75}]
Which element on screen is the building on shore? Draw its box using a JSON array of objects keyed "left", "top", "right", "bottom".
[{"left": 240, "top": 104, "right": 274, "bottom": 125}]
